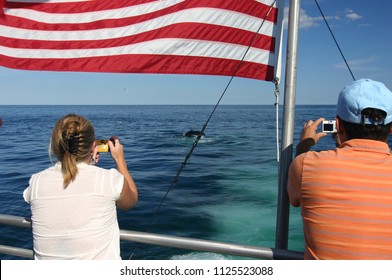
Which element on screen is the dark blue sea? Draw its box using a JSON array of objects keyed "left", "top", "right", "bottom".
[{"left": 0, "top": 105, "right": 344, "bottom": 260}]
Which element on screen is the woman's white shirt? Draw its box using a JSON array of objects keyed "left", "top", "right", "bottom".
[{"left": 23, "top": 162, "right": 124, "bottom": 260}]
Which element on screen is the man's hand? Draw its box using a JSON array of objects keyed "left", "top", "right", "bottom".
[{"left": 296, "top": 118, "right": 328, "bottom": 156}]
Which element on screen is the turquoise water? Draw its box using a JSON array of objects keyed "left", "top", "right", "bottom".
[{"left": 0, "top": 105, "right": 339, "bottom": 259}]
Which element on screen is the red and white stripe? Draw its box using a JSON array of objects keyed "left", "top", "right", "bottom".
[{"left": 0, "top": 0, "right": 283, "bottom": 81}]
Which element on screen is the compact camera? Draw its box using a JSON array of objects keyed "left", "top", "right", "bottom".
[
  {"left": 96, "top": 137, "right": 118, "bottom": 152},
  {"left": 96, "top": 139, "right": 110, "bottom": 152},
  {"left": 321, "top": 120, "right": 337, "bottom": 133}
]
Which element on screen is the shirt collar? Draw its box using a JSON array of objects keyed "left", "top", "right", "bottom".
[
  {"left": 54, "top": 161, "right": 90, "bottom": 169},
  {"left": 339, "top": 139, "right": 391, "bottom": 154}
]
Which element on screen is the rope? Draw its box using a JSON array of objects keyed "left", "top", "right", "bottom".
[
  {"left": 274, "top": 77, "right": 280, "bottom": 162},
  {"left": 314, "top": 0, "right": 356, "bottom": 81},
  {"left": 128, "top": 0, "right": 277, "bottom": 259}
]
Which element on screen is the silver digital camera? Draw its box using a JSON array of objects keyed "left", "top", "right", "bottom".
[{"left": 321, "top": 120, "right": 337, "bottom": 133}]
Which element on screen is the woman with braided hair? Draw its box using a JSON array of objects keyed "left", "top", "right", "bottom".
[{"left": 23, "top": 114, "right": 138, "bottom": 259}]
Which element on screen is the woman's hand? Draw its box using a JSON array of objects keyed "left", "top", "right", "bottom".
[{"left": 108, "top": 136, "right": 125, "bottom": 164}]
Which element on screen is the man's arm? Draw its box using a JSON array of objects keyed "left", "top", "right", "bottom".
[{"left": 295, "top": 118, "right": 327, "bottom": 156}]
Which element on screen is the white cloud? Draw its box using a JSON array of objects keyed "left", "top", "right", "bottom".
[
  {"left": 333, "top": 56, "right": 379, "bottom": 71},
  {"left": 282, "top": 6, "right": 365, "bottom": 30},
  {"left": 283, "top": 7, "right": 335, "bottom": 29},
  {"left": 345, "top": 8, "right": 362, "bottom": 21}
]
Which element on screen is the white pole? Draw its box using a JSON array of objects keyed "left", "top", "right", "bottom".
[{"left": 275, "top": 0, "right": 301, "bottom": 250}]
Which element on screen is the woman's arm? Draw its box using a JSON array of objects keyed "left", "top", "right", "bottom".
[{"left": 108, "top": 138, "right": 138, "bottom": 210}]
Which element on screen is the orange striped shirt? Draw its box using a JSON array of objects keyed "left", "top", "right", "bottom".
[{"left": 288, "top": 139, "right": 392, "bottom": 259}]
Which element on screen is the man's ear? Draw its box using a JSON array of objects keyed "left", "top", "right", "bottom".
[
  {"left": 335, "top": 117, "right": 349, "bottom": 144},
  {"left": 336, "top": 117, "right": 344, "bottom": 135}
]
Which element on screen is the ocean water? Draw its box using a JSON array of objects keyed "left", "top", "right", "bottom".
[{"left": 0, "top": 105, "right": 340, "bottom": 260}]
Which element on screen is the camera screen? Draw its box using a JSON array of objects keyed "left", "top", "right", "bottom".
[{"left": 323, "top": 123, "right": 334, "bottom": 131}]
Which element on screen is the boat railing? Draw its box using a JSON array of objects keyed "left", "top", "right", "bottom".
[{"left": 0, "top": 214, "right": 303, "bottom": 260}]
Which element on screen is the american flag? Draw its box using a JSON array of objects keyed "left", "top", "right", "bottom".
[{"left": 0, "top": 0, "right": 284, "bottom": 81}]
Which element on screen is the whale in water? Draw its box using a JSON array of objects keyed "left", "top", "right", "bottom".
[{"left": 183, "top": 130, "right": 205, "bottom": 137}]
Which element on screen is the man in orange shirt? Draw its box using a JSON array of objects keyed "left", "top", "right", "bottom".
[{"left": 288, "top": 79, "right": 392, "bottom": 259}]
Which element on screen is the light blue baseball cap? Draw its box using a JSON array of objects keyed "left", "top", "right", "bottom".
[{"left": 336, "top": 79, "right": 392, "bottom": 124}]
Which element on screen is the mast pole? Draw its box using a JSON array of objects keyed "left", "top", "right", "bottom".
[{"left": 275, "top": 0, "right": 301, "bottom": 250}]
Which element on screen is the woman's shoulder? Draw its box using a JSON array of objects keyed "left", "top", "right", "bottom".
[
  {"left": 31, "top": 163, "right": 61, "bottom": 177},
  {"left": 80, "top": 163, "right": 122, "bottom": 177}
]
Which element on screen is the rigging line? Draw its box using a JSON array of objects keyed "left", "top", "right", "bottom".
[
  {"left": 314, "top": 0, "right": 356, "bottom": 81},
  {"left": 274, "top": 77, "right": 280, "bottom": 162},
  {"left": 128, "top": 1, "right": 277, "bottom": 259}
]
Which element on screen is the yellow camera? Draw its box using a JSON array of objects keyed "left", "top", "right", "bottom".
[{"left": 96, "top": 139, "right": 110, "bottom": 153}]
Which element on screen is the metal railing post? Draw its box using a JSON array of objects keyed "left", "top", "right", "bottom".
[
  {"left": 275, "top": 0, "right": 301, "bottom": 250},
  {"left": 0, "top": 214, "right": 303, "bottom": 260}
]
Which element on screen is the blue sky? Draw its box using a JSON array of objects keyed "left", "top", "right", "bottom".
[{"left": 0, "top": 0, "right": 391, "bottom": 105}]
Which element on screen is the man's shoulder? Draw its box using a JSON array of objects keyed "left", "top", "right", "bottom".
[{"left": 295, "top": 148, "right": 337, "bottom": 160}]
